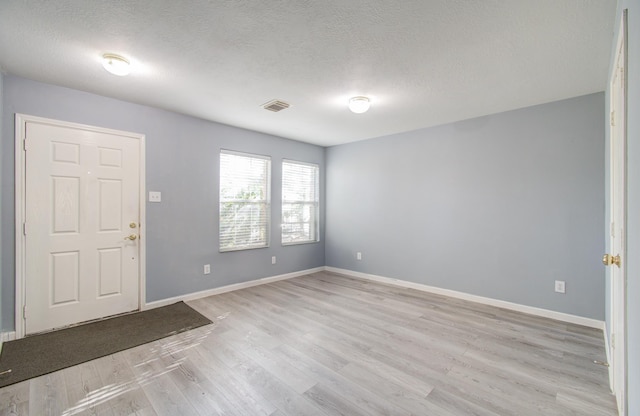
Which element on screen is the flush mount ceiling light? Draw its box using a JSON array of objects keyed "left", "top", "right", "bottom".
[
  {"left": 102, "top": 53, "right": 130, "bottom": 76},
  {"left": 348, "top": 96, "right": 371, "bottom": 114},
  {"left": 263, "top": 99, "right": 291, "bottom": 112}
]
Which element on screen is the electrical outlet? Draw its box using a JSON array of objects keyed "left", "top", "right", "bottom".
[
  {"left": 204, "top": 264, "right": 211, "bottom": 275},
  {"left": 272, "top": 256, "right": 277, "bottom": 265},
  {"left": 555, "top": 280, "right": 566, "bottom": 294},
  {"left": 356, "top": 252, "right": 362, "bottom": 260},
  {"left": 149, "top": 191, "right": 162, "bottom": 202}
]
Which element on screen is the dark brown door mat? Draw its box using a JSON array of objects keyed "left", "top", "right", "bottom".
[{"left": 0, "top": 301, "right": 212, "bottom": 388}]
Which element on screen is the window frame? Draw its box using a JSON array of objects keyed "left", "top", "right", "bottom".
[
  {"left": 219, "top": 149, "right": 271, "bottom": 252},
  {"left": 281, "top": 159, "right": 320, "bottom": 246}
]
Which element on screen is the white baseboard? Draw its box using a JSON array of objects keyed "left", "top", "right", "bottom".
[
  {"left": 0, "top": 331, "right": 16, "bottom": 353},
  {"left": 144, "top": 267, "right": 325, "bottom": 310},
  {"left": 325, "top": 267, "right": 605, "bottom": 330},
  {"left": 143, "top": 265, "right": 605, "bottom": 330},
  {"left": 0, "top": 331, "right": 16, "bottom": 343}
]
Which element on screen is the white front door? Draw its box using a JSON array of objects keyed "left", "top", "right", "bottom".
[
  {"left": 21, "top": 117, "right": 143, "bottom": 334},
  {"left": 606, "top": 12, "right": 627, "bottom": 415}
]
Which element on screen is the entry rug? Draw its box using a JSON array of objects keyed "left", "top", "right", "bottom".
[{"left": 0, "top": 301, "right": 212, "bottom": 388}]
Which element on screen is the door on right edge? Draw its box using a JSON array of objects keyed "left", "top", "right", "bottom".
[{"left": 605, "top": 11, "right": 627, "bottom": 415}]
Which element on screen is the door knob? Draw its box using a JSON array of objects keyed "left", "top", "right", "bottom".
[
  {"left": 125, "top": 234, "right": 137, "bottom": 241},
  {"left": 602, "top": 253, "right": 620, "bottom": 267}
]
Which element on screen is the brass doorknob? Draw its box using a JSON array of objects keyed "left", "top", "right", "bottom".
[
  {"left": 125, "top": 234, "right": 138, "bottom": 241},
  {"left": 602, "top": 253, "right": 620, "bottom": 267}
]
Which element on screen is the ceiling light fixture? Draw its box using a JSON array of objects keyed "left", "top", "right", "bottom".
[
  {"left": 102, "top": 53, "right": 130, "bottom": 76},
  {"left": 348, "top": 96, "right": 371, "bottom": 114},
  {"left": 263, "top": 99, "right": 291, "bottom": 112}
]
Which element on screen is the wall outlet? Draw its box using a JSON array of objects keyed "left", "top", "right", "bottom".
[
  {"left": 272, "top": 256, "right": 277, "bottom": 265},
  {"left": 149, "top": 191, "right": 162, "bottom": 202},
  {"left": 204, "top": 264, "right": 211, "bottom": 275},
  {"left": 555, "top": 280, "right": 566, "bottom": 294},
  {"left": 356, "top": 252, "right": 362, "bottom": 260}
]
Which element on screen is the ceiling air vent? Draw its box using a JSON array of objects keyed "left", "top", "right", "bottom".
[{"left": 262, "top": 99, "right": 290, "bottom": 112}]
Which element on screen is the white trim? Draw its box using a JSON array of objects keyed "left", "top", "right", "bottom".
[
  {"left": 144, "top": 267, "right": 325, "bottom": 310},
  {"left": 138, "top": 132, "right": 147, "bottom": 314},
  {"left": 14, "top": 114, "right": 27, "bottom": 339},
  {"left": 0, "top": 332, "right": 16, "bottom": 343},
  {"left": 604, "top": 322, "right": 614, "bottom": 391},
  {"left": 14, "top": 114, "right": 146, "bottom": 339},
  {"left": 325, "top": 267, "right": 605, "bottom": 330},
  {"left": 0, "top": 331, "right": 17, "bottom": 354}
]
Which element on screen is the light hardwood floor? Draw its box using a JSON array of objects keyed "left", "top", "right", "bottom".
[{"left": 0, "top": 271, "right": 618, "bottom": 415}]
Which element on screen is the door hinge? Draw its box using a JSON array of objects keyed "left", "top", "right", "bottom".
[
  {"left": 23, "top": 138, "right": 27, "bottom": 151},
  {"left": 611, "top": 222, "right": 615, "bottom": 238},
  {"left": 610, "top": 111, "right": 615, "bottom": 127},
  {"left": 23, "top": 222, "right": 26, "bottom": 236},
  {"left": 23, "top": 305, "right": 27, "bottom": 320},
  {"left": 611, "top": 333, "right": 616, "bottom": 349}
]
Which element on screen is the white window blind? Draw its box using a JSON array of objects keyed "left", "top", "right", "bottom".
[
  {"left": 282, "top": 160, "right": 319, "bottom": 245},
  {"left": 219, "top": 150, "right": 271, "bottom": 251}
]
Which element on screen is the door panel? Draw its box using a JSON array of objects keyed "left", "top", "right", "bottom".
[
  {"left": 24, "top": 121, "right": 141, "bottom": 334},
  {"left": 99, "top": 179, "right": 122, "bottom": 231},
  {"left": 50, "top": 251, "right": 80, "bottom": 305},
  {"left": 52, "top": 176, "right": 80, "bottom": 233},
  {"left": 98, "top": 248, "right": 123, "bottom": 297}
]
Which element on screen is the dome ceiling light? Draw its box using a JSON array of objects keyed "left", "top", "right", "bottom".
[
  {"left": 102, "top": 54, "right": 131, "bottom": 76},
  {"left": 348, "top": 96, "right": 371, "bottom": 114}
]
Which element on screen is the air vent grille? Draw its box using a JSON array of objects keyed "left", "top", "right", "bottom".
[{"left": 263, "top": 99, "right": 290, "bottom": 112}]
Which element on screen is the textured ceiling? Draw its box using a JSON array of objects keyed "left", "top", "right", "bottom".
[{"left": 0, "top": 0, "right": 615, "bottom": 146}]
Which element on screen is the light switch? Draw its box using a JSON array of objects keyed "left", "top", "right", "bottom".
[{"left": 149, "top": 191, "right": 162, "bottom": 202}]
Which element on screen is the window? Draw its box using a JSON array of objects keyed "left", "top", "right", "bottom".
[
  {"left": 282, "top": 160, "right": 319, "bottom": 245},
  {"left": 219, "top": 150, "right": 271, "bottom": 251}
]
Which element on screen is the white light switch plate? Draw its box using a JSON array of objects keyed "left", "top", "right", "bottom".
[{"left": 149, "top": 191, "right": 162, "bottom": 202}]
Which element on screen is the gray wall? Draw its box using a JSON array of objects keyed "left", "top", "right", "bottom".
[
  {"left": 326, "top": 93, "right": 605, "bottom": 320},
  {"left": 607, "top": 2, "right": 640, "bottom": 414},
  {"left": 0, "top": 72, "right": 3, "bottom": 336},
  {"left": 1, "top": 75, "right": 325, "bottom": 330}
]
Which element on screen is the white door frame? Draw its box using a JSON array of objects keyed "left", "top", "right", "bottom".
[
  {"left": 607, "top": 10, "right": 627, "bottom": 415},
  {"left": 14, "top": 114, "right": 146, "bottom": 339}
]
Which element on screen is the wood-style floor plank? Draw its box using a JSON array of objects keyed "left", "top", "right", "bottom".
[{"left": 0, "top": 271, "right": 618, "bottom": 415}]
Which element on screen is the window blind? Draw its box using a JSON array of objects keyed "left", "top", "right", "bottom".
[
  {"left": 282, "top": 160, "right": 319, "bottom": 245},
  {"left": 219, "top": 150, "right": 271, "bottom": 251}
]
